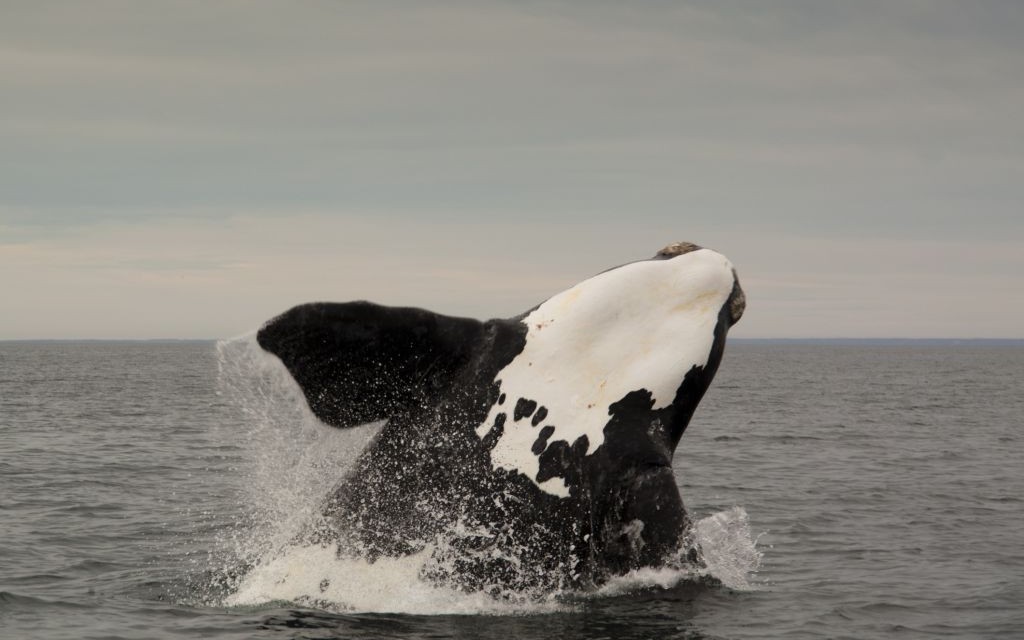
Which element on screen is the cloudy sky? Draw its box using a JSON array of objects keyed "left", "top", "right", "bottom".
[{"left": 2, "top": 1, "right": 1021, "bottom": 339}]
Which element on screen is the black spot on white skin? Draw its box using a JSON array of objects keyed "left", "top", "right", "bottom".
[
  {"left": 481, "top": 413, "right": 507, "bottom": 451},
  {"left": 536, "top": 435, "right": 590, "bottom": 487},
  {"left": 498, "top": 393, "right": 506, "bottom": 405},
  {"left": 531, "top": 406, "right": 548, "bottom": 427},
  {"left": 514, "top": 398, "right": 538, "bottom": 422},
  {"left": 532, "top": 426, "right": 556, "bottom": 454}
]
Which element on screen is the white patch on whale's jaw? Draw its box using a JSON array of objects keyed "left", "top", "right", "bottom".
[{"left": 475, "top": 248, "right": 737, "bottom": 498}]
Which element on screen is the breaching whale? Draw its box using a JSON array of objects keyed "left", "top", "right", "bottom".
[{"left": 255, "top": 242, "right": 745, "bottom": 593}]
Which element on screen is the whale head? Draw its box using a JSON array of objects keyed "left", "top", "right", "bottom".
[{"left": 478, "top": 241, "right": 744, "bottom": 496}]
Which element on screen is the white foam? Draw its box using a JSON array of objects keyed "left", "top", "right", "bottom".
[
  {"left": 219, "top": 508, "right": 761, "bottom": 614},
  {"left": 225, "top": 543, "right": 568, "bottom": 615},
  {"left": 476, "top": 249, "right": 737, "bottom": 496}
]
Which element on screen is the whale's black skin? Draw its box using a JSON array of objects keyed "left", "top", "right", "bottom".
[{"left": 256, "top": 244, "right": 744, "bottom": 593}]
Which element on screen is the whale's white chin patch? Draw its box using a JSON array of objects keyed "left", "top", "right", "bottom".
[{"left": 475, "top": 248, "right": 736, "bottom": 497}]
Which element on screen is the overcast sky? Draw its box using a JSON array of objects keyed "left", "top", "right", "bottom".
[{"left": 2, "top": 1, "right": 1022, "bottom": 339}]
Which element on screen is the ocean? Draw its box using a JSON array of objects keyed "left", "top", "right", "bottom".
[{"left": 1, "top": 339, "right": 1021, "bottom": 639}]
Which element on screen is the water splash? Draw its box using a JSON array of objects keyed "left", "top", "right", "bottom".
[
  {"left": 214, "top": 335, "right": 381, "bottom": 560},
  {"left": 693, "top": 506, "right": 763, "bottom": 591},
  {"left": 225, "top": 544, "right": 568, "bottom": 615},
  {"left": 211, "top": 334, "right": 762, "bottom": 614},
  {"left": 592, "top": 507, "right": 762, "bottom": 597}
]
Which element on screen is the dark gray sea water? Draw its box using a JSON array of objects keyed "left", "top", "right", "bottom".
[{"left": 1, "top": 340, "right": 1021, "bottom": 639}]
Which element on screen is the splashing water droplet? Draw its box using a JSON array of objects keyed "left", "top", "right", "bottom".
[{"left": 693, "top": 506, "right": 763, "bottom": 590}]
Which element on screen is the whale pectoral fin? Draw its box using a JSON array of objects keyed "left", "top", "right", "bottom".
[{"left": 257, "top": 301, "right": 484, "bottom": 427}]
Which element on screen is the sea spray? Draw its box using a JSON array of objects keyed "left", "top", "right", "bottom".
[
  {"left": 220, "top": 507, "right": 760, "bottom": 614},
  {"left": 592, "top": 506, "right": 762, "bottom": 597},
  {"left": 693, "top": 506, "right": 763, "bottom": 591},
  {"left": 215, "top": 336, "right": 381, "bottom": 559}
]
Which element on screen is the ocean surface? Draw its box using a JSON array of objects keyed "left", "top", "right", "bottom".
[{"left": 1, "top": 339, "right": 1021, "bottom": 639}]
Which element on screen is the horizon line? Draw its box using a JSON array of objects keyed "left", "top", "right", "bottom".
[{"left": 2, "top": 337, "right": 1023, "bottom": 344}]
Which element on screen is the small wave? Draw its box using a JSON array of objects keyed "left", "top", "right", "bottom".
[
  {"left": 1, "top": 573, "right": 68, "bottom": 585},
  {"left": 63, "top": 559, "right": 128, "bottom": 574},
  {"left": 58, "top": 502, "right": 126, "bottom": 515},
  {"left": 0, "top": 591, "right": 93, "bottom": 612}
]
